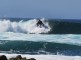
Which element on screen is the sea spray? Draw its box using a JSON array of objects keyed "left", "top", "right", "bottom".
[{"left": 0, "top": 19, "right": 51, "bottom": 34}]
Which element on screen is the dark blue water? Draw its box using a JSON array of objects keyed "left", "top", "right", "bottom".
[{"left": 0, "top": 40, "right": 81, "bottom": 56}]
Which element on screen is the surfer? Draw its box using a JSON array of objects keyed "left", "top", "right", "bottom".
[{"left": 36, "top": 19, "right": 44, "bottom": 28}]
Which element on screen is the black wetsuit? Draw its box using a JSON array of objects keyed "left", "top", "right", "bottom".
[{"left": 37, "top": 20, "right": 44, "bottom": 27}]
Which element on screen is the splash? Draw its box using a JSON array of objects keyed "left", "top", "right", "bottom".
[{"left": 0, "top": 19, "right": 51, "bottom": 34}]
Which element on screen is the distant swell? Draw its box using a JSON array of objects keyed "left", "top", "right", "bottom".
[{"left": 49, "top": 20, "right": 81, "bottom": 34}]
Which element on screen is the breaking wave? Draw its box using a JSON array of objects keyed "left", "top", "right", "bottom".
[
  {"left": 0, "top": 19, "right": 51, "bottom": 34},
  {"left": 0, "top": 18, "right": 81, "bottom": 34}
]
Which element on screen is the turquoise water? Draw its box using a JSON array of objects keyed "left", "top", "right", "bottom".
[{"left": 0, "top": 32, "right": 81, "bottom": 55}]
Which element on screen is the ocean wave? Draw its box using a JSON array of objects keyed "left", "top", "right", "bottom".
[
  {"left": 0, "top": 18, "right": 81, "bottom": 34},
  {"left": 0, "top": 19, "right": 51, "bottom": 34},
  {"left": 0, "top": 33, "right": 81, "bottom": 46},
  {"left": 0, "top": 40, "right": 81, "bottom": 55}
]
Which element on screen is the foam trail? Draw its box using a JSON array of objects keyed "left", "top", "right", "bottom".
[{"left": 0, "top": 19, "right": 51, "bottom": 34}]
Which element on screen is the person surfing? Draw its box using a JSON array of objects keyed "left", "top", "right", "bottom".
[{"left": 36, "top": 19, "right": 44, "bottom": 28}]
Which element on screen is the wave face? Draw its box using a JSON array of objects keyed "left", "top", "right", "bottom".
[
  {"left": 49, "top": 20, "right": 81, "bottom": 34},
  {"left": 0, "top": 18, "right": 81, "bottom": 34}
]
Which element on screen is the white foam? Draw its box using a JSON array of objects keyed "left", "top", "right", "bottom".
[
  {"left": 0, "top": 53, "right": 81, "bottom": 60},
  {"left": 0, "top": 33, "right": 81, "bottom": 46},
  {"left": 0, "top": 19, "right": 51, "bottom": 34}
]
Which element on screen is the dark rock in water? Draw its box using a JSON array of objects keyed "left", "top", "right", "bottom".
[
  {"left": 22, "top": 57, "right": 27, "bottom": 60},
  {"left": 16, "top": 55, "right": 22, "bottom": 59},
  {"left": 27, "top": 58, "right": 36, "bottom": 60},
  {"left": 0, "top": 55, "right": 8, "bottom": 60},
  {"left": 0, "top": 55, "right": 36, "bottom": 60},
  {"left": 9, "top": 55, "right": 22, "bottom": 60},
  {"left": 9, "top": 58, "right": 16, "bottom": 60},
  {"left": 9, "top": 55, "right": 36, "bottom": 60}
]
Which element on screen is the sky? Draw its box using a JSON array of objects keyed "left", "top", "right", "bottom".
[{"left": 0, "top": 0, "right": 81, "bottom": 19}]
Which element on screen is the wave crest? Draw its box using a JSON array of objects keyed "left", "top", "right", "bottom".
[{"left": 0, "top": 19, "right": 51, "bottom": 34}]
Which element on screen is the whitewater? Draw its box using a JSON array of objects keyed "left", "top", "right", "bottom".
[
  {"left": 0, "top": 19, "right": 51, "bottom": 34},
  {"left": 0, "top": 33, "right": 81, "bottom": 46}
]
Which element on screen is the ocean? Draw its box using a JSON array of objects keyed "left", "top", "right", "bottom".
[{"left": 0, "top": 18, "right": 81, "bottom": 60}]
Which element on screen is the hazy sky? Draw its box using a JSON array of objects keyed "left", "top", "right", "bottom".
[{"left": 0, "top": 0, "right": 81, "bottom": 19}]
